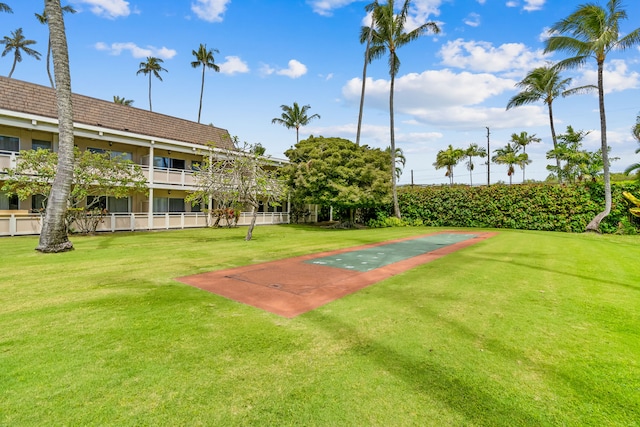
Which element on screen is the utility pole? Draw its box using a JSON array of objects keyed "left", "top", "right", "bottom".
[{"left": 486, "top": 126, "right": 490, "bottom": 186}]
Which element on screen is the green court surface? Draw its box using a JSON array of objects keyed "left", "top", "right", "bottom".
[{"left": 305, "top": 233, "right": 477, "bottom": 272}]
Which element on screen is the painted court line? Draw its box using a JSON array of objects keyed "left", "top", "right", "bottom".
[{"left": 176, "top": 231, "right": 496, "bottom": 318}]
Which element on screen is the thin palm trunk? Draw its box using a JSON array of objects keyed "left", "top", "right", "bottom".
[
  {"left": 586, "top": 60, "right": 611, "bottom": 231},
  {"left": 389, "top": 60, "right": 400, "bottom": 218},
  {"left": 356, "top": 15, "right": 374, "bottom": 146},
  {"left": 38, "top": 0, "right": 74, "bottom": 253},
  {"left": 46, "top": 37, "right": 53, "bottom": 87},
  {"left": 296, "top": 126, "right": 300, "bottom": 144},
  {"left": 8, "top": 55, "right": 17, "bottom": 77},
  {"left": 148, "top": 74, "right": 152, "bottom": 112},
  {"left": 548, "top": 102, "right": 562, "bottom": 182},
  {"left": 197, "top": 66, "right": 205, "bottom": 123}
]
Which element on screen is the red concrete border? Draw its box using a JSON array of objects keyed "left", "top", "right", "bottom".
[{"left": 176, "top": 231, "right": 497, "bottom": 318}]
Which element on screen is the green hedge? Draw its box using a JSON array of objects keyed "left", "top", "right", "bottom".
[{"left": 397, "top": 182, "right": 640, "bottom": 233}]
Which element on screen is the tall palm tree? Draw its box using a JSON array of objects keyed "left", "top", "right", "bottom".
[
  {"left": 433, "top": 144, "right": 464, "bottom": 185},
  {"left": 0, "top": 3, "right": 12, "bottom": 13},
  {"left": 492, "top": 143, "right": 529, "bottom": 185},
  {"left": 0, "top": 28, "right": 41, "bottom": 78},
  {"left": 136, "top": 56, "right": 167, "bottom": 112},
  {"left": 113, "top": 95, "right": 133, "bottom": 106},
  {"left": 271, "top": 102, "right": 320, "bottom": 144},
  {"left": 37, "top": 0, "right": 74, "bottom": 253},
  {"left": 506, "top": 66, "right": 592, "bottom": 181},
  {"left": 510, "top": 131, "right": 541, "bottom": 182},
  {"left": 544, "top": 0, "right": 640, "bottom": 231},
  {"left": 361, "top": 0, "right": 440, "bottom": 218},
  {"left": 464, "top": 143, "right": 487, "bottom": 186},
  {"left": 35, "top": 4, "right": 76, "bottom": 88},
  {"left": 191, "top": 43, "right": 219, "bottom": 123}
]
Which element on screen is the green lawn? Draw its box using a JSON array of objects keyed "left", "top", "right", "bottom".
[{"left": 1, "top": 226, "right": 639, "bottom": 426}]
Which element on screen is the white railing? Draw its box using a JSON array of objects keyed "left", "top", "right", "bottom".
[
  {"left": 0, "top": 211, "right": 293, "bottom": 237},
  {"left": 141, "top": 165, "right": 197, "bottom": 187}
]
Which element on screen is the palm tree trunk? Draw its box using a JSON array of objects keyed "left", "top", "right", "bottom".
[
  {"left": 522, "top": 147, "right": 526, "bottom": 183},
  {"left": 148, "top": 74, "right": 153, "bottom": 112},
  {"left": 356, "top": 18, "right": 374, "bottom": 146},
  {"left": 548, "top": 102, "right": 562, "bottom": 182},
  {"left": 245, "top": 204, "right": 258, "bottom": 241},
  {"left": 8, "top": 56, "right": 17, "bottom": 78},
  {"left": 296, "top": 126, "right": 299, "bottom": 145},
  {"left": 38, "top": 0, "right": 74, "bottom": 253},
  {"left": 390, "top": 67, "right": 400, "bottom": 219},
  {"left": 586, "top": 60, "right": 611, "bottom": 232},
  {"left": 197, "top": 66, "right": 205, "bottom": 123},
  {"left": 47, "top": 37, "right": 54, "bottom": 87}
]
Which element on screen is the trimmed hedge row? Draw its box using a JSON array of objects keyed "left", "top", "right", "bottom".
[{"left": 397, "top": 182, "right": 640, "bottom": 233}]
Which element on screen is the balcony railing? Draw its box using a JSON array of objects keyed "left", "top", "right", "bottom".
[{"left": 0, "top": 211, "right": 294, "bottom": 237}]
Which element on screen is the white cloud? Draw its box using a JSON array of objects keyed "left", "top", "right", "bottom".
[
  {"left": 439, "top": 39, "right": 548, "bottom": 75},
  {"left": 191, "top": 0, "right": 230, "bottom": 23},
  {"left": 307, "top": 0, "right": 357, "bottom": 17},
  {"left": 72, "top": 0, "right": 130, "bottom": 19},
  {"left": 523, "top": 0, "right": 545, "bottom": 11},
  {"left": 506, "top": 1, "right": 518, "bottom": 7},
  {"left": 573, "top": 60, "right": 640, "bottom": 94},
  {"left": 464, "top": 13, "right": 481, "bottom": 27},
  {"left": 276, "top": 60, "right": 308, "bottom": 78},
  {"left": 219, "top": 56, "right": 249, "bottom": 75},
  {"left": 95, "top": 42, "right": 177, "bottom": 59}
]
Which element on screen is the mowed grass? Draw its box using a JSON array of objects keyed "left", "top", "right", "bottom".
[{"left": 1, "top": 225, "right": 639, "bottom": 426}]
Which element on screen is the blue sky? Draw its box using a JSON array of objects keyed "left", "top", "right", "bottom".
[{"left": 2, "top": 0, "right": 640, "bottom": 185}]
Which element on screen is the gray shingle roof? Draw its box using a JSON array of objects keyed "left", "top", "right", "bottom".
[{"left": 0, "top": 76, "right": 232, "bottom": 149}]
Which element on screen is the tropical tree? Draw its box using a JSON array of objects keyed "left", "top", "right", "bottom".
[
  {"left": 356, "top": 1, "right": 378, "bottom": 146},
  {"left": 506, "top": 65, "right": 593, "bottom": 181},
  {"left": 0, "top": 28, "right": 41, "bottom": 78},
  {"left": 113, "top": 95, "right": 133, "bottom": 106},
  {"left": 0, "top": 3, "right": 12, "bottom": 13},
  {"left": 546, "top": 126, "right": 591, "bottom": 183},
  {"left": 37, "top": 0, "right": 74, "bottom": 253},
  {"left": 271, "top": 102, "right": 320, "bottom": 144},
  {"left": 510, "top": 131, "right": 541, "bottom": 182},
  {"left": 544, "top": 0, "right": 640, "bottom": 231},
  {"left": 35, "top": 4, "right": 76, "bottom": 88},
  {"left": 136, "top": 56, "right": 167, "bottom": 112},
  {"left": 385, "top": 146, "right": 405, "bottom": 179},
  {"left": 360, "top": 0, "right": 440, "bottom": 218},
  {"left": 624, "top": 113, "right": 640, "bottom": 179},
  {"left": 191, "top": 43, "right": 219, "bottom": 123},
  {"left": 433, "top": 144, "right": 464, "bottom": 185},
  {"left": 464, "top": 143, "right": 487, "bottom": 186},
  {"left": 492, "top": 143, "right": 529, "bottom": 185}
]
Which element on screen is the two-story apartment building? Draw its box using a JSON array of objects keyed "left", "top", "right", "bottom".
[{"left": 0, "top": 77, "right": 300, "bottom": 237}]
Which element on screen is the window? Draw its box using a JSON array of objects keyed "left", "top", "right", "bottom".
[
  {"left": 87, "top": 195, "right": 130, "bottom": 212},
  {"left": 88, "top": 147, "right": 106, "bottom": 154},
  {"left": 32, "top": 140, "right": 52, "bottom": 151},
  {"left": 109, "top": 150, "right": 133, "bottom": 161},
  {"left": 0, "top": 192, "right": 19, "bottom": 210},
  {"left": 31, "top": 194, "right": 47, "bottom": 212},
  {"left": 153, "top": 156, "right": 186, "bottom": 170},
  {"left": 0, "top": 135, "right": 19, "bottom": 152},
  {"left": 153, "top": 197, "right": 168, "bottom": 213},
  {"left": 169, "top": 198, "right": 185, "bottom": 212}
]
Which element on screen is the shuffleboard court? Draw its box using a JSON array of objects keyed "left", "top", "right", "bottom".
[{"left": 176, "top": 231, "right": 496, "bottom": 318}]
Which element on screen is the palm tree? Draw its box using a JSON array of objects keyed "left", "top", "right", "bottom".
[
  {"left": 433, "top": 144, "right": 464, "bottom": 185},
  {"left": 506, "top": 66, "right": 592, "bottom": 181},
  {"left": 0, "top": 28, "right": 41, "bottom": 78},
  {"left": 492, "top": 143, "right": 529, "bottom": 185},
  {"left": 385, "top": 146, "right": 406, "bottom": 179},
  {"left": 0, "top": 3, "right": 12, "bottom": 13},
  {"left": 510, "top": 131, "right": 541, "bottom": 182},
  {"left": 464, "top": 143, "right": 487, "bottom": 186},
  {"left": 113, "top": 95, "right": 133, "bottom": 106},
  {"left": 271, "top": 102, "right": 320, "bottom": 144},
  {"left": 544, "top": 0, "right": 640, "bottom": 231},
  {"left": 361, "top": 0, "right": 440, "bottom": 218},
  {"left": 37, "top": 0, "right": 74, "bottom": 253},
  {"left": 136, "top": 56, "right": 167, "bottom": 112},
  {"left": 35, "top": 4, "right": 76, "bottom": 88},
  {"left": 191, "top": 43, "right": 219, "bottom": 123}
]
